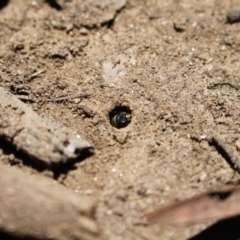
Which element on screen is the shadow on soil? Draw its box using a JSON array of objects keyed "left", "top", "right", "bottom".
[
  {"left": 45, "top": 0, "right": 62, "bottom": 10},
  {"left": 0, "top": 231, "right": 21, "bottom": 240},
  {"left": 0, "top": 136, "right": 94, "bottom": 178},
  {"left": 0, "top": 0, "right": 9, "bottom": 10},
  {"left": 189, "top": 216, "right": 240, "bottom": 240}
]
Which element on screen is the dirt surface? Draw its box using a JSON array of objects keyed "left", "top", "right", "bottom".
[{"left": 1, "top": 0, "right": 240, "bottom": 239}]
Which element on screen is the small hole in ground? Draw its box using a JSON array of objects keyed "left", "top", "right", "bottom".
[{"left": 109, "top": 106, "right": 132, "bottom": 129}]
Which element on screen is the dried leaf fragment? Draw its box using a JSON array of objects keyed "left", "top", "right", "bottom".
[{"left": 146, "top": 186, "right": 240, "bottom": 226}]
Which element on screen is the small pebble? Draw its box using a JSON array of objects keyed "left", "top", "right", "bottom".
[
  {"left": 227, "top": 9, "right": 240, "bottom": 24},
  {"left": 79, "top": 27, "right": 88, "bottom": 35},
  {"left": 66, "top": 24, "right": 74, "bottom": 33},
  {"left": 32, "top": 102, "right": 38, "bottom": 111},
  {"left": 137, "top": 188, "right": 147, "bottom": 196},
  {"left": 173, "top": 18, "right": 187, "bottom": 32}
]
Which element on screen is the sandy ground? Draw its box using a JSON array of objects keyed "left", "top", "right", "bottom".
[{"left": 1, "top": 0, "right": 240, "bottom": 239}]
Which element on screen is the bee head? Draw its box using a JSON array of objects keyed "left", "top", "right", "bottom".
[{"left": 109, "top": 106, "right": 132, "bottom": 129}]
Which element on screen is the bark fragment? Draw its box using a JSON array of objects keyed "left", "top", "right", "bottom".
[
  {"left": 0, "top": 164, "right": 99, "bottom": 240},
  {"left": 0, "top": 87, "right": 93, "bottom": 167}
]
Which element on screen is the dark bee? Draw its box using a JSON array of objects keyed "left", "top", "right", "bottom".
[
  {"left": 109, "top": 106, "right": 132, "bottom": 129},
  {"left": 111, "top": 111, "right": 131, "bottom": 128}
]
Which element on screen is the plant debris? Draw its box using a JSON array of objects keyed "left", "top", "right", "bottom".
[
  {"left": 145, "top": 185, "right": 240, "bottom": 226},
  {"left": 0, "top": 87, "right": 93, "bottom": 167},
  {"left": 0, "top": 164, "right": 99, "bottom": 240}
]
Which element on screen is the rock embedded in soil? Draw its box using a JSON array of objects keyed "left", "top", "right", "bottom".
[
  {"left": 173, "top": 17, "right": 188, "bottom": 32},
  {"left": 227, "top": 9, "right": 240, "bottom": 23},
  {"left": 49, "top": 0, "right": 126, "bottom": 28}
]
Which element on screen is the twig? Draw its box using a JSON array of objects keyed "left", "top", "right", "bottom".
[
  {"left": 16, "top": 93, "right": 91, "bottom": 103},
  {"left": 210, "top": 136, "right": 240, "bottom": 174},
  {"left": 42, "top": 93, "right": 91, "bottom": 102},
  {"left": 28, "top": 68, "right": 46, "bottom": 81},
  {"left": 15, "top": 95, "right": 36, "bottom": 102}
]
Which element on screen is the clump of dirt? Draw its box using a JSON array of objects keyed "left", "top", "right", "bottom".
[{"left": 1, "top": 0, "right": 240, "bottom": 239}]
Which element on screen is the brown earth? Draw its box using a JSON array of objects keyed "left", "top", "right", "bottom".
[{"left": 1, "top": 0, "right": 240, "bottom": 239}]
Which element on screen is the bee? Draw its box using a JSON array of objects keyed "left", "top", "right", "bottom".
[{"left": 110, "top": 111, "right": 131, "bottom": 128}]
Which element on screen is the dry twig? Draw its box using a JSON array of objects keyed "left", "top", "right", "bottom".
[
  {"left": 16, "top": 93, "right": 91, "bottom": 103},
  {"left": 210, "top": 136, "right": 240, "bottom": 173},
  {"left": 28, "top": 68, "right": 46, "bottom": 81}
]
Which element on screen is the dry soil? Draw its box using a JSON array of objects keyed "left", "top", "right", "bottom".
[{"left": 1, "top": 0, "right": 240, "bottom": 239}]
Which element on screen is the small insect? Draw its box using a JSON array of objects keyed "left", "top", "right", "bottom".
[{"left": 110, "top": 111, "right": 131, "bottom": 129}]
